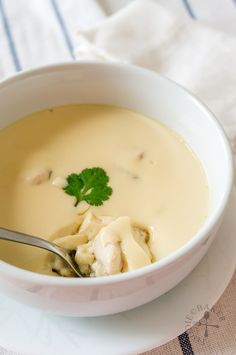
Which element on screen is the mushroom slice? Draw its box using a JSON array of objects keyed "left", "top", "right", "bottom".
[
  {"left": 132, "top": 226, "right": 152, "bottom": 260},
  {"left": 26, "top": 167, "right": 52, "bottom": 185}
]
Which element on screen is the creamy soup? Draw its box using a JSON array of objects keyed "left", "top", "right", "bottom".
[{"left": 0, "top": 104, "right": 209, "bottom": 276}]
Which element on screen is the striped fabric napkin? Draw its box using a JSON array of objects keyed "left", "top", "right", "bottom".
[{"left": 0, "top": 0, "right": 105, "bottom": 78}]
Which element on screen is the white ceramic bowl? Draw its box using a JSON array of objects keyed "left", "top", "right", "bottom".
[{"left": 0, "top": 62, "right": 233, "bottom": 317}]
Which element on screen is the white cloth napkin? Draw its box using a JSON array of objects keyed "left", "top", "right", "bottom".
[{"left": 75, "top": 0, "right": 236, "bottom": 145}]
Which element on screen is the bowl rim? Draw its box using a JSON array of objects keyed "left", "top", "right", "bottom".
[{"left": 0, "top": 61, "right": 234, "bottom": 286}]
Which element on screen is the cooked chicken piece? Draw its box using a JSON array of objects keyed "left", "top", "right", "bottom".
[
  {"left": 53, "top": 234, "right": 88, "bottom": 250},
  {"left": 75, "top": 242, "right": 95, "bottom": 266},
  {"left": 51, "top": 255, "right": 75, "bottom": 277},
  {"left": 92, "top": 243, "right": 122, "bottom": 276},
  {"left": 99, "top": 215, "right": 116, "bottom": 225},
  {"left": 92, "top": 218, "right": 152, "bottom": 276},
  {"left": 49, "top": 218, "right": 83, "bottom": 241},
  {"left": 92, "top": 224, "right": 122, "bottom": 276},
  {"left": 78, "top": 211, "right": 103, "bottom": 240},
  {"left": 113, "top": 217, "right": 151, "bottom": 272},
  {"left": 90, "top": 261, "right": 106, "bottom": 277},
  {"left": 48, "top": 211, "right": 152, "bottom": 278}
]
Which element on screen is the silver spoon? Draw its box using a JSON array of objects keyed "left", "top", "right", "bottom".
[{"left": 0, "top": 227, "right": 83, "bottom": 277}]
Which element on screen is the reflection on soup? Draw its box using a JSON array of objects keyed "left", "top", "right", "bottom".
[{"left": 0, "top": 105, "right": 209, "bottom": 276}]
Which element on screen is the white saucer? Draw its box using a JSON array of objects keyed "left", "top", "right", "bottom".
[{"left": 0, "top": 192, "right": 236, "bottom": 355}]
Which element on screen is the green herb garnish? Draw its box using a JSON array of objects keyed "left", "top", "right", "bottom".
[{"left": 64, "top": 167, "right": 113, "bottom": 207}]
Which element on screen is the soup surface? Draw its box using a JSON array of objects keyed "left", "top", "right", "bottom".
[{"left": 0, "top": 104, "right": 209, "bottom": 275}]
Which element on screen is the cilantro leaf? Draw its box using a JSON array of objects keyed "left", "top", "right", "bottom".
[
  {"left": 64, "top": 174, "right": 83, "bottom": 197},
  {"left": 64, "top": 167, "right": 112, "bottom": 207}
]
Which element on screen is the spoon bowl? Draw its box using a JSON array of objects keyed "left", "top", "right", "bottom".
[{"left": 0, "top": 227, "right": 83, "bottom": 277}]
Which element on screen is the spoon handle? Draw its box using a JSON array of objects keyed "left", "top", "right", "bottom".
[{"left": 0, "top": 227, "right": 58, "bottom": 253}]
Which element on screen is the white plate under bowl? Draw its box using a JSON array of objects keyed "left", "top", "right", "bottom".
[{"left": 0, "top": 190, "right": 235, "bottom": 355}]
